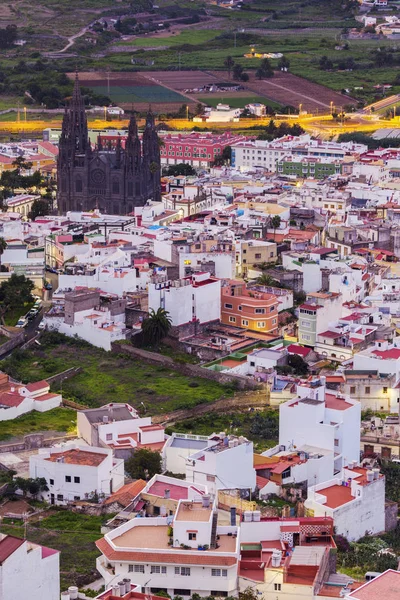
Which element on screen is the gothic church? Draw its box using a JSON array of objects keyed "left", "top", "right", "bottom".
[{"left": 57, "top": 74, "right": 161, "bottom": 215}]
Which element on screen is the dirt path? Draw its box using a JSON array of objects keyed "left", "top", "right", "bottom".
[{"left": 152, "top": 389, "right": 269, "bottom": 426}]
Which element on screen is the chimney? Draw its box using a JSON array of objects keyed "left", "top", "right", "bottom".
[
  {"left": 61, "top": 593, "right": 70, "bottom": 600},
  {"left": 366, "top": 470, "right": 374, "bottom": 482},
  {"left": 372, "top": 468, "right": 380, "bottom": 480},
  {"left": 68, "top": 587, "right": 78, "bottom": 600},
  {"left": 164, "top": 489, "right": 170, "bottom": 499},
  {"left": 123, "top": 579, "right": 131, "bottom": 594},
  {"left": 112, "top": 585, "right": 121, "bottom": 597}
]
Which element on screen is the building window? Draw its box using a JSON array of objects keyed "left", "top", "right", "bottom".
[
  {"left": 272, "top": 318, "right": 277, "bottom": 325},
  {"left": 349, "top": 386, "right": 356, "bottom": 394},
  {"left": 257, "top": 322, "right": 265, "bottom": 328},
  {"left": 211, "top": 593, "right": 227, "bottom": 598},
  {"left": 229, "top": 316, "right": 236, "bottom": 323},
  {"left": 383, "top": 387, "right": 388, "bottom": 394},
  {"left": 129, "top": 565, "right": 145, "bottom": 573},
  {"left": 224, "top": 303, "right": 233, "bottom": 309},
  {"left": 188, "top": 533, "right": 197, "bottom": 541},
  {"left": 74, "top": 476, "right": 80, "bottom": 484},
  {"left": 151, "top": 566, "right": 167, "bottom": 574},
  {"left": 242, "top": 319, "right": 249, "bottom": 326},
  {"left": 274, "top": 583, "right": 282, "bottom": 591},
  {"left": 365, "top": 386, "right": 370, "bottom": 394},
  {"left": 211, "top": 569, "right": 228, "bottom": 577},
  {"left": 173, "top": 590, "right": 191, "bottom": 597},
  {"left": 175, "top": 567, "right": 191, "bottom": 576},
  {"left": 270, "top": 306, "right": 275, "bottom": 312},
  {"left": 65, "top": 476, "right": 71, "bottom": 483},
  {"left": 255, "top": 253, "right": 261, "bottom": 259},
  {"left": 106, "top": 433, "right": 112, "bottom": 441},
  {"left": 75, "top": 178, "right": 82, "bottom": 193},
  {"left": 57, "top": 494, "right": 63, "bottom": 501},
  {"left": 74, "top": 496, "right": 80, "bottom": 501},
  {"left": 255, "top": 308, "right": 265, "bottom": 314},
  {"left": 207, "top": 475, "right": 216, "bottom": 482},
  {"left": 49, "top": 479, "right": 54, "bottom": 486}
]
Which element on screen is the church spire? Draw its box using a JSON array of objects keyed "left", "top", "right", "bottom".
[{"left": 65, "top": 72, "right": 89, "bottom": 155}]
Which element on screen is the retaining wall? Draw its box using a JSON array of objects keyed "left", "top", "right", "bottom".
[{"left": 112, "top": 342, "right": 260, "bottom": 390}]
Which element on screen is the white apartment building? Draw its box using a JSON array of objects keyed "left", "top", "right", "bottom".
[
  {"left": 44, "top": 305, "right": 127, "bottom": 351},
  {"left": 0, "top": 373, "right": 62, "bottom": 422},
  {"left": 178, "top": 249, "right": 234, "bottom": 279},
  {"left": 148, "top": 272, "right": 221, "bottom": 327},
  {"left": 353, "top": 338, "right": 400, "bottom": 380},
  {"left": 163, "top": 433, "right": 209, "bottom": 474},
  {"left": 78, "top": 403, "right": 166, "bottom": 455},
  {"left": 279, "top": 378, "right": 361, "bottom": 473},
  {"left": 29, "top": 443, "right": 125, "bottom": 505},
  {"left": 231, "top": 135, "right": 366, "bottom": 171},
  {"left": 59, "top": 263, "right": 150, "bottom": 295},
  {"left": 305, "top": 465, "right": 385, "bottom": 541},
  {"left": 96, "top": 497, "right": 240, "bottom": 598},
  {"left": 0, "top": 534, "right": 59, "bottom": 600},
  {"left": 185, "top": 433, "right": 256, "bottom": 495}
]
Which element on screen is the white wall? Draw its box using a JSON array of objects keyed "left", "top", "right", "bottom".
[
  {"left": 29, "top": 444, "right": 124, "bottom": 504},
  {"left": 0, "top": 538, "right": 59, "bottom": 600},
  {"left": 179, "top": 251, "right": 234, "bottom": 279}
]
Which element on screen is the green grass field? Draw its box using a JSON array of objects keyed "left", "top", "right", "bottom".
[
  {"left": 0, "top": 511, "right": 104, "bottom": 589},
  {"left": 0, "top": 407, "right": 76, "bottom": 442},
  {"left": 117, "top": 29, "right": 223, "bottom": 48},
  {"left": 171, "top": 409, "right": 279, "bottom": 453},
  {"left": 0, "top": 333, "right": 233, "bottom": 415},
  {"left": 89, "top": 84, "right": 187, "bottom": 104}
]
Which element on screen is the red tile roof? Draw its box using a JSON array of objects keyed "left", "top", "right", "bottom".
[
  {"left": 25, "top": 380, "right": 49, "bottom": 392},
  {"left": 0, "top": 536, "right": 24, "bottom": 564},
  {"left": 347, "top": 570, "right": 400, "bottom": 600},
  {"left": 317, "top": 484, "right": 353, "bottom": 508},
  {"left": 286, "top": 344, "right": 311, "bottom": 357},
  {"left": 319, "top": 331, "right": 342, "bottom": 339},
  {"left": 46, "top": 449, "right": 107, "bottom": 466},
  {"left": 104, "top": 480, "right": 146, "bottom": 507},
  {"left": 96, "top": 538, "right": 237, "bottom": 566},
  {"left": 325, "top": 393, "right": 353, "bottom": 411},
  {"left": 372, "top": 348, "right": 400, "bottom": 359}
]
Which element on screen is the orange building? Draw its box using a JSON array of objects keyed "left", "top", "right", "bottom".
[{"left": 221, "top": 280, "right": 279, "bottom": 333}]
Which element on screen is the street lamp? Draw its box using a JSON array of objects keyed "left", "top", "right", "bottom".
[
  {"left": 24, "top": 106, "right": 27, "bottom": 122},
  {"left": 104, "top": 106, "right": 107, "bottom": 121},
  {"left": 330, "top": 101, "right": 333, "bottom": 115},
  {"left": 299, "top": 103, "right": 302, "bottom": 116}
]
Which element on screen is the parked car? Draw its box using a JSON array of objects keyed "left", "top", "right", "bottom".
[
  {"left": 38, "top": 321, "right": 46, "bottom": 331},
  {"left": 27, "top": 309, "right": 38, "bottom": 320},
  {"left": 16, "top": 317, "right": 28, "bottom": 328}
]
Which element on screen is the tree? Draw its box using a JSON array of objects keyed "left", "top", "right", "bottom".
[
  {"left": 164, "top": 163, "right": 196, "bottom": 176},
  {"left": 278, "top": 55, "right": 290, "bottom": 72},
  {"left": 0, "top": 273, "right": 34, "bottom": 324},
  {"left": 224, "top": 56, "right": 235, "bottom": 78},
  {"left": 141, "top": 307, "right": 172, "bottom": 346},
  {"left": 255, "top": 68, "right": 265, "bottom": 80},
  {"left": 232, "top": 64, "right": 244, "bottom": 81},
  {"left": 319, "top": 55, "right": 333, "bottom": 71},
  {"left": 125, "top": 448, "right": 162, "bottom": 480},
  {"left": 259, "top": 58, "right": 274, "bottom": 78},
  {"left": 28, "top": 199, "right": 50, "bottom": 221},
  {"left": 287, "top": 354, "right": 309, "bottom": 376},
  {"left": 255, "top": 273, "right": 279, "bottom": 286},
  {"left": 240, "top": 72, "right": 249, "bottom": 82},
  {"left": 212, "top": 145, "right": 231, "bottom": 167},
  {"left": 14, "top": 477, "right": 48, "bottom": 499},
  {"left": 271, "top": 215, "right": 281, "bottom": 238}
]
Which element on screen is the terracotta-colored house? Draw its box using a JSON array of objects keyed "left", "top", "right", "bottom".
[{"left": 221, "top": 280, "right": 279, "bottom": 334}]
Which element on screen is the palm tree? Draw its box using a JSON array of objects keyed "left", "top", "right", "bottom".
[
  {"left": 255, "top": 273, "right": 279, "bottom": 287},
  {"left": 141, "top": 308, "right": 172, "bottom": 346},
  {"left": 224, "top": 56, "right": 235, "bottom": 78},
  {"left": 271, "top": 215, "right": 281, "bottom": 239}
]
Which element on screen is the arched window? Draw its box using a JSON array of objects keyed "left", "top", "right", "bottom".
[
  {"left": 112, "top": 179, "right": 120, "bottom": 195},
  {"left": 75, "top": 178, "right": 82, "bottom": 193}
]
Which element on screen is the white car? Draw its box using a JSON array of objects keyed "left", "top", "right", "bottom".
[
  {"left": 38, "top": 321, "right": 46, "bottom": 331},
  {"left": 16, "top": 317, "right": 28, "bottom": 328}
]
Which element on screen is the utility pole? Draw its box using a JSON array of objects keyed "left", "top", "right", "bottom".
[
  {"left": 107, "top": 69, "right": 110, "bottom": 96},
  {"left": 177, "top": 51, "right": 182, "bottom": 71}
]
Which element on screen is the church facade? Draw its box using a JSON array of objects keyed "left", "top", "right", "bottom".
[{"left": 57, "top": 75, "right": 161, "bottom": 215}]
